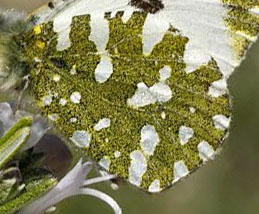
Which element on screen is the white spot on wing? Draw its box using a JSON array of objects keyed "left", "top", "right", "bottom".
[
  {"left": 53, "top": 74, "right": 61, "bottom": 82},
  {"left": 148, "top": 179, "right": 161, "bottom": 193},
  {"left": 143, "top": 13, "right": 169, "bottom": 55},
  {"left": 198, "top": 141, "right": 215, "bottom": 162},
  {"left": 149, "top": 82, "right": 172, "bottom": 103},
  {"left": 89, "top": 14, "right": 114, "bottom": 84},
  {"left": 70, "top": 130, "right": 91, "bottom": 148},
  {"left": 70, "top": 117, "right": 77, "bottom": 123},
  {"left": 59, "top": 98, "right": 67, "bottom": 106},
  {"left": 48, "top": 114, "right": 58, "bottom": 121},
  {"left": 189, "top": 107, "right": 196, "bottom": 113},
  {"left": 95, "top": 56, "right": 113, "bottom": 83},
  {"left": 56, "top": 30, "right": 71, "bottom": 51},
  {"left": 89, "top": 14, "right": 109, "bottom": 53},
  {"left": 213, "top": 115, "right": 230, "bottom": 130},
  {"left": 159, "top": 66, "right": 171, "bottom": 81},
  {"left": 161, "top": 111, "right": 166, "bottom": 119},
  {"left": 140, "top": 124, "right": 160, "bottom": 156},
  {"left": 208, "top": 79, "right": 228, "bottom": 97},
  {"left": 173, "top": 160, "right": 189, "bottom": 183},
  {"left": 70, "top": 92, "right": 81, "bottom": 104},
  {"left": 178, "top": 126, "right": 194, "bottom": 145},
  {"left": 128, "top": 65, "right": 173, "bottom": 108},
  {"left": 127, "top": 83, "right": 157, "bottom": 108},
  {"left": 42, "top": 95, "right": 52, "bottom": 107},
  {"left": 114, "top": 151, "right": 121, "bottom": 158},
  {"left": 94, "top": 118, "right": 111, "bottom": 131},
  {"left": 121, "top": 9, "right": 134, "bottom": 23},
  {"left": 129, "top": 150, "right": 147, "bottom": 187},
  {"left": 250, "top": 7, "right": 259, "bottom": 15},
  {"left": 99, "top": 156, "right": 111, "bottom": 171}
]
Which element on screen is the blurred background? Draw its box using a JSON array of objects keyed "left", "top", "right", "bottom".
[{"left": 1, "top": 1, "right": 259, "bottom": 214}]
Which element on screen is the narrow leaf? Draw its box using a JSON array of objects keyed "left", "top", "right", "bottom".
[{"left": 0, "top": 117, "right": 32, "bottom": 169}]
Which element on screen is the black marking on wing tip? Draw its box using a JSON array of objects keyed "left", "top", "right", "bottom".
[
  {"left": 116, "top": 11, "right": 125, "bottom": 18},
  {"left": 130, "top": 0, "right": 164, "bottom": 14},
  {"left": 48, "top": 2, "right": 55, "bottom": 9},
  {"left": 104, "top": 12, "right": 112, "bottom": 19}
]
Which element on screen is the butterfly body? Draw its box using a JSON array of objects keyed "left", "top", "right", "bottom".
[{"left": 4, "top": 0, "right": 258, "bottom": 192}]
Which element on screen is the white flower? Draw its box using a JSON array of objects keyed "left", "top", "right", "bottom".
[{"left": 18, "top": 159, "right": 122, "bottom": 214}]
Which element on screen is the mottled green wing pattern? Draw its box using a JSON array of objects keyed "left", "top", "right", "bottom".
[
  {"left": 22, "top": 10, "right": 232, "bottom": 192},
  {"left": 222, "top": 0, "right": 259, "bottom": 58}
]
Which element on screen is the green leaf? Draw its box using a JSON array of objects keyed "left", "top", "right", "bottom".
[
  {"left": 0, "top": 173, "right": 57, "bottom": 214},
  {"left": 0, "top": 117, "right": 32, "bottom": 170}
]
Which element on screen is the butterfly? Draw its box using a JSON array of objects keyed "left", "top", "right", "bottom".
[{"left": 1, "top": 0, "right": 259, "bottom": 193}]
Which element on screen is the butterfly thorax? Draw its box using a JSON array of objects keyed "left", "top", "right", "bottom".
[{"left": 0, "top": 10, "right": 34, "bottom": 93}]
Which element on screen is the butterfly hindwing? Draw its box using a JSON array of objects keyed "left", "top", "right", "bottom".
[{"left": 23, "top": 0, "right": 258, "bottom": 192}]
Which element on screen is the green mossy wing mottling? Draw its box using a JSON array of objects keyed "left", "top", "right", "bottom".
[
  {"left": 22, "top": 11, "right": 231, "bottom": 190},
  {"left": 222, "top": 0, "right": 259, "bottom": 9},
  {"left": 221, "top": 0, "right": 259, "bottom": 59}
]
